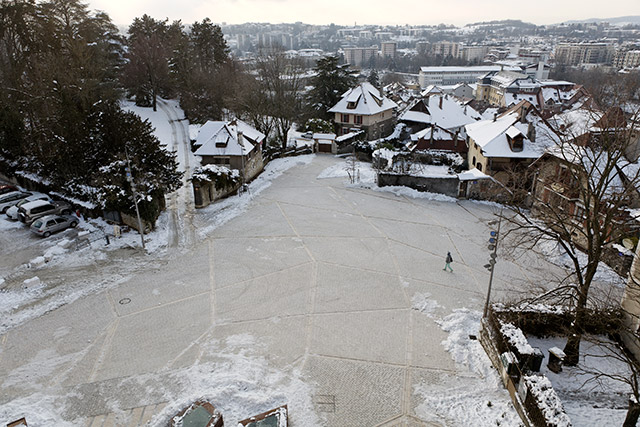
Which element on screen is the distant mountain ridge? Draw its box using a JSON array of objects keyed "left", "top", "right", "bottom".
[{"left": 563, "top": 15, "right": 640, "bottom": 25}]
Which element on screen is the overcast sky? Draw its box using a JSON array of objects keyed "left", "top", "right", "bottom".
[{"left": 86, "top": 0, "right": 638, "bottom": 27}]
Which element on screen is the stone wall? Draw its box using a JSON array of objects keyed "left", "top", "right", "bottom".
[{"left": 377, "top": 172, "right": 459, "bottom": 197}]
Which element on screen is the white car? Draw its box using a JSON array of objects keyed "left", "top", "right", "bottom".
[
  {"left": 0, "top": 191, "right": 31, "bottom": 213},
  {"left": 5, "top": 193, "right": 51, "bottom": 220}
]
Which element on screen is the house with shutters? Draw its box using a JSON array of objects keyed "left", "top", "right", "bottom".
[{"left": 328, "top": 82, "right": 397, "bottom": 140}]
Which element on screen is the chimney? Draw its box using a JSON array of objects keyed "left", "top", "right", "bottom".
[
  {"left": 439, "top": 96, "right": 443, "bottom": 109},
  {"left": 527, "top": 123, "right": 536, "bottom": 142},
  {"left": 493, "top": 113, "right": 497, "bottom": 122}
]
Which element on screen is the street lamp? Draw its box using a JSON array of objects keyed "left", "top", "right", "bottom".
[{"left": 483, "top": 210, "right": 502, "bottom": 318}]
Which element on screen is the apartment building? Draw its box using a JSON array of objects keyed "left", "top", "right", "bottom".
[
  {"left": 554, "top": 42, "right": 614, "bottom": 66},
  {"left": 433, "top": 41, "right": 461, "bottom": 57},
  {"left": 381, "top": 41, "right": 397, "bottom": 58},
  {"left": 343, "top": 47, "right": 379, "bottom": 67},
  {"left": 614, "top": 50, "right": 640, "bottom": 69}
]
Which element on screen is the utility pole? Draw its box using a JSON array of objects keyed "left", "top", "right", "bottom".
[{"left": 125, "top": 147, "right": 146, "bottom": 250}]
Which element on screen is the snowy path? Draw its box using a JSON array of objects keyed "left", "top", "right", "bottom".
[{"left": 157, "top": 99, "right": 196, "bottom": 250}]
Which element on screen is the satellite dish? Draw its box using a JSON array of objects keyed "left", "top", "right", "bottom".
[{"left": 623, "top": 238, "right": 634, "bottom": 250}]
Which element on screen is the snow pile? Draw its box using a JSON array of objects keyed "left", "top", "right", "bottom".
[
  {"left": 500, "top": 322, "right": 535, "bottom": 355},
  {"left": 149, "top": 334, "right": 320, "bottom": 426},
  {"left": 414, "top": 309, "right": 524, "bottom": 426},
  {"left": 372, "top": 185, "right": 458, "bottom": 203},
  {"left": 524, "top": 375, "right": 572, "bottom": 427},
  {"left": 411, "top": 292, "right": 441, "bottom": 318},
  {"left": 438, "top": 309, "right": 493, "bottom": 377}
]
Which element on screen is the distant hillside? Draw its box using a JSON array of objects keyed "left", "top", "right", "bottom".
[
  {"left": 464, "top": 19, "right": 537, "bottom": 29},
  {"left": 563, "top": 16, "right": 640, "bottom": 26}
]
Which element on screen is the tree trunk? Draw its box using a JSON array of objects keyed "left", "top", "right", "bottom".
[
  {"left": 563, "top": 292, "right": 589, "bottom": 365},
  {"left": 623, "top": 396, "right": 640, "bottom": 427},
  {"left": 152, "top": 88, "right": 157, "bottom": 112}
]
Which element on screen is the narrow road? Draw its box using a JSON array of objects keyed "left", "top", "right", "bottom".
[{"left": 157, "top": 99, "right": 196, "bottom": 250}]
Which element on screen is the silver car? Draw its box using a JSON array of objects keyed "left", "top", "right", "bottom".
[
  {"left": 5, "top": 193, "right": 51, "bottom": 220},
  {"left": 30, "top": 214, "right": 78, "bottom": 237},
  {"left": 0, "top": 191, "right": 32, "bottom": 213}
]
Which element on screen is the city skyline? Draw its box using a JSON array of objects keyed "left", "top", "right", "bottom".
[{"left": 86, "top": 0, "right": 639, "bottom": 27}]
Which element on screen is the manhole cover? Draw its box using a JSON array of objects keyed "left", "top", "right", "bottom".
[{"left": 119, "top": 298, "right": 131, "bottom": 305}]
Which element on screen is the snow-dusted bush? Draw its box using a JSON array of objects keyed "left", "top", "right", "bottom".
[
  {"left": 191, "top": 165, "right": 240, "bottom": 190},
  {"left": 524, "top": 375, "right": 572, "bottom": 427}
]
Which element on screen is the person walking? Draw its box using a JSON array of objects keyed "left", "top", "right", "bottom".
[{"left": 443, "top": 251, "right": 453, "bottom": 272}]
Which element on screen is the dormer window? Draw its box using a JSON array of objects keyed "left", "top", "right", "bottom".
[
  {"left": 507, "top": 134, "right": 524, "bottom": 152},
  {"left": 506, "top": 127, "right": 524, "bottom": 152},
  {"left": 215, "top": 137, "right": 229, "bottom": 148},
  {"left": 347, "top": 102, "right": 357, "bottom": 109}
]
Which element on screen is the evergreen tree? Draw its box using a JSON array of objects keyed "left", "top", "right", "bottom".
[
  {"left": 306, "top": 55, "right": 355, "bottom": 120},
  {"left": 367, "top": 69, "right": 379, "bottom": 88}
]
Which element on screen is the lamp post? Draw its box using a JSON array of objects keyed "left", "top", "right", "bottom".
[
  {"left": 483, "top": 207, "right": 503, "bottom": 318},
  {"left": 125, "top": 147, "right": 146, "bottom": 250}
]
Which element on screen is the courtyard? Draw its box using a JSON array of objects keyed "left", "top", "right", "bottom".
[{"left": 0, "top": 155, "right": 586, "bottom": 426}]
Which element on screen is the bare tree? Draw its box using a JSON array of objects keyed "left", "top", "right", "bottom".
[
  {"left": 572, "top": 327, "right": 640, "bottom": 427},
  {"left": 255, "top": 50, "right": 306, "bottom": 150},
  {"left": 502, "top": 105, "right": 640, "bottom": 365}
]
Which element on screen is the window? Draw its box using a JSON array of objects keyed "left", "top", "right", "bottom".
[
  {"left": 477, "top": 163, "right": 482, "bottom": 171},
  {"left": 354, "top": 115, "right": 362, "bottom": 125},
  {"left": 342, "top": 114, "right": 350, "bottom": 123}
]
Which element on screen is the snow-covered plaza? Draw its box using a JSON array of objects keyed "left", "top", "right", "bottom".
[{"left": 2, "top": 152, "right": 594, "bottom": 426}]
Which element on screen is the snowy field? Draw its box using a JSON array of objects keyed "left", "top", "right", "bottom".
[{"left": 0, "top": 106, "right": 630, "bottom": 426}]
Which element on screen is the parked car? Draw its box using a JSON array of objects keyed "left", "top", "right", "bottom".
[
  {"left": 0, "top": 184, "right": 18, "bottom": 196},
  {"left": 17, "top": 199, "right": 72, "bottom": 225},
  {"left": 5, "top": 193, "right": 51, "bottom": 220},
  {"left": 0, "top": 191, "right": 32, "bottom": 213},
  {"left": 30, "top": 214, "right": 78, "bottom": 237}
]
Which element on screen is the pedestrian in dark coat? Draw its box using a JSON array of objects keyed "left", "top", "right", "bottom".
[{"left": 444, "top": 251, "right": 453, "bottom": 272}]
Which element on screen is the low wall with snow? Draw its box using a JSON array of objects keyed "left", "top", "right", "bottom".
[
  {"left": 377, "top": 173, "right": 459, "bottom": 197},
  {"left": 480, "top": 308, "right": 574, "bottom": 427}
]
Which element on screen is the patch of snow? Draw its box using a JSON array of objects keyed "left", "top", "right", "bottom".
[
  {"left": 411, "top": 292, "right": 441, "bottom": 318},
  {"left": 500, "top": 322, "right": 535, "bottom": 355},
  {"left": 414, "top": 308, "right": 524, "bottom": 426}
]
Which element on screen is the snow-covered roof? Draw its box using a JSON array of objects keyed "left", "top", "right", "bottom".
[
  {"left": 466, "top": 107, "right": 557, "bottom": 159},
  {"left": 421, "top": 85, "right": 443, "bottom": 96},
  {"left": 336, "top": 130, "right": 365, "bottom": 142},
  {"left": 194, "top": 120, "right": 259, "bottom": 157},
  {"left": 194, "top": 119, "right": 265, "bottom": 147},
  {"left": 400, "top": 96, "right": 483, "bottom": 131},
  {"left": 458, "top": 167, "right": 491, "bottom": 181},
  {"left": 420, "top": 65, "right": 517, "bottom": 73},
  {"left": 313, "top": 133, "right": 336, "bottom": 141},
  {"left": 410, "top": 125, "right": 461, "bottom": 142},
  {"left": 329, "top": 82, "right": 398, "bottom": 115}
]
